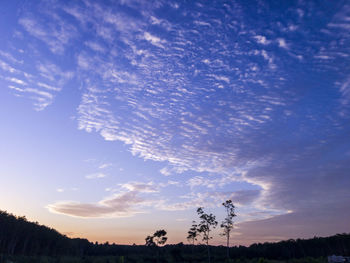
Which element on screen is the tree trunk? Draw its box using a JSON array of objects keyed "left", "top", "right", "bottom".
[
  {"left": 157, "top": 246, "right": 159, "bottom": 263},
  {"left": 227, "top": 234, "right": 230, "bottom": 261},
  {"left": 192, "top": 240, "right": 194, "bottom": 256},
  {"left": 8, "top": 236, "right": 18, "bottom": 255},
  {"left": 208, "top": 245, "right": 211, "bottom": 263},
  {"left": 207, "top": 239, "right": 211, "bottom": 263},
  {"left": 21, "top": 237, "right": 29, "bottom": 255}
]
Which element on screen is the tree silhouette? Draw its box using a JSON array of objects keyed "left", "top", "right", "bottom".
[
  {"left": 221, "top": 200, "right": 236, "bottom": 261},
  {"left": 187, "top": 221, "right": 198, "bottom": 246},
  {"left": 197, "top": 207, "right": 218, "bottom": 263},
  {"left": 145, "top": 235, "right": 156, "bottom": 247},
  {"left": 153, "top": 229, "right": 168, "bottom": 247},
  {"left": 187, "top": 220, "right": 198, "bottom": 257},
  {"left": 145, "top": 229, "right": 167, "bottom": 263}
]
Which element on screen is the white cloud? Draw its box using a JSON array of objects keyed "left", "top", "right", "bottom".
[
  {"left": 48, "top": 181, "right": 159, "bottom": 218},
  {"left": 0, "top": 60, "right": 18, "bottom": 73},
  {"left": 194, "top": 20, "right": 211, "bottom": 27},
  {"left": 37, "top": 82, "right": 61, "bottom": 91},
  {"left": 120, "top": 182, "right": 158, "bottom": 193},
  {"left": 339, "top": 77, "right": 350, "bottom": 104},
  {"left": 85, "top": 41, "right": 106, "bottom": 53},
  {"left": 85, "top": 173, "right": 107, "bottom": 179},
  {"left": 208, "top": 74, "right": 230, "bottom": 84},
  {"left": 7, "top": 77, "right": 26, "bottom": 85},
  {"left": 254, "top": 35, "right": 270, "bottom": 45},
  {"left": 19, "top": 15, "right": 77, "bottom": 54},
  {"left": 277, "top": 38, "right": 288, "bottom": 49},
  {"left": 99, "top": 163, "right": 112, "bottom": 169},
  {"left": 143, "top": 32, "right": 166, "bottom": 48},
  {"left": 260, "top": 50, "right": 276, "bottom": 69},
  {"left": 160, "top": 167, "right": 171, "bottom": 176}
]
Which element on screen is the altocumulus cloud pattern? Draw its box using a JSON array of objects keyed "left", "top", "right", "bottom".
[{"left": 1, "top": 0, "right": 350, "bottom": 242}]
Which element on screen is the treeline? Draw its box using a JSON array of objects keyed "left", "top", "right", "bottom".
[
  {"left": 229, "top": 234, "right": 350, "bottom": 259},
  {"left": 0, "top": 210, "right": 349, "bottom": 261},
  {"left": 0, "top": 210, "right": 91, "bottom": 256}
]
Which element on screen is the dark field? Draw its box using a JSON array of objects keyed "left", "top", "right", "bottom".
[{"left": 0, "top": 255, "right": 328, "bottom": 263}]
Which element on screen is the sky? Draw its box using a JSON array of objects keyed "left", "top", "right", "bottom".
[{"left": 0, "top": 0, "right": 349, "bottom": 246}]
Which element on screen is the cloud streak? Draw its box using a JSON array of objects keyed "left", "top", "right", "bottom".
[{"left": 48, "top": 182, "right": 158, "bottom": 218}]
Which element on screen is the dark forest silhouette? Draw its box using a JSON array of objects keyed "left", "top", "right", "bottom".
[{"left": 0, "top": 209, "right": 349, "bottom": 262}]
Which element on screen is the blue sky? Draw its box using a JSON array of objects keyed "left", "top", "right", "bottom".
[{"left": 0, "top": 0, "right": 349, "bottom": 245}]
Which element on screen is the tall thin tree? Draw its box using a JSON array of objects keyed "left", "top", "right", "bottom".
[
  {"left": 221, "top": 200, "right": 236, "bottom": 261},
  {"left": 197, "top": 207, "right": 218, "bottom": 263},
  {"left": 187, "top": 221, "right": 198, "bottom": 256}
]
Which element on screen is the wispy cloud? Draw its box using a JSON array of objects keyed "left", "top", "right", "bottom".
[
  {"left": 85, "top": 41, "right": 106, "bottom": 53},
  {"left": 158, "top": 190, "right": 263, "bottom": 213},
  {"left": 143, "top": 32, "right": 166, "bottom": 48},
  {"left": 0, "top": 59, "right": 18, "bottom": 73},
  {"left": 99, "top": 163, "right": 113, "bottom": 169},
  {"left": 85, "top": 173, "right": 107, "bottom": 179},
  {"left": 48, "top": 182, "right": 158, "bottom": 218},
  {"left": 6, "top": 77, "right": 26, "bottom": 85},
  {"left": 0, "top": 47, "right": 72, "bottom": 110},
  {"left": 69, "top": 0, "right": 350, "bottom": 232},
  {"left": 119, "top": 182, "right": 158, "bottom": 193},
  {"left": 48, "top": 191, "right": 144, "bottom": 218},
  {"left": 254, "top": 35, "right": 270, "bottom": 45},
  {"left": 19, "top": 12, "right": 77, "bottom": 54},
  {"left": 277, "top": 38, "right": 288, "bottom": 49}
]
